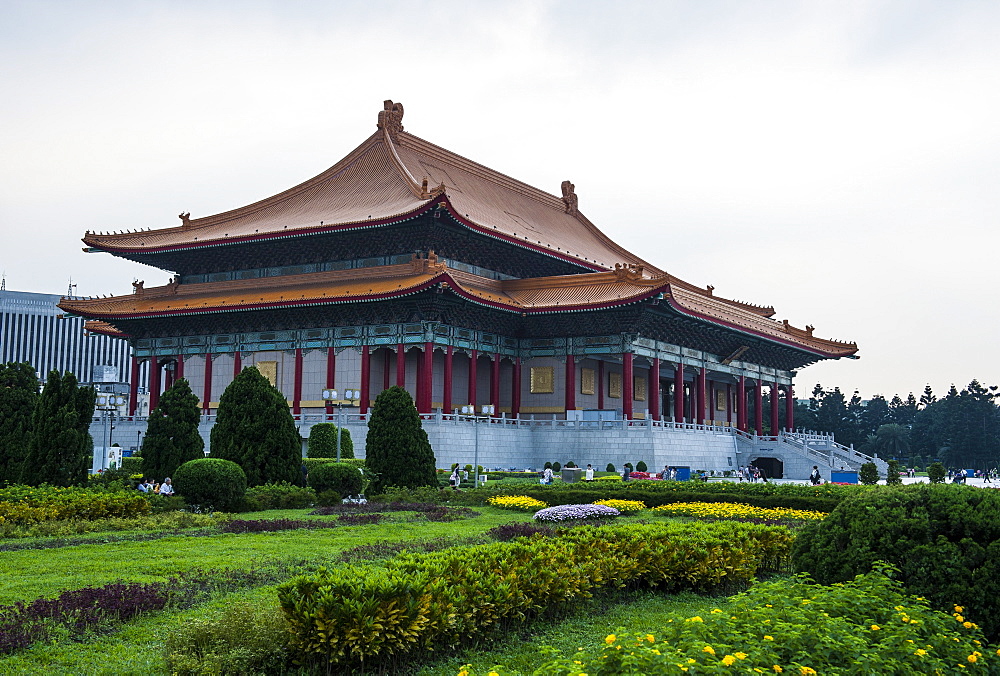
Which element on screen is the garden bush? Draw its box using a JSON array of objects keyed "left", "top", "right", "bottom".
[
  {"left": 651, "top": 501, "right": 826, "bottom": 521},
  {"left": 928, "top": 461, "right": 946, "bottom": 483},
  {"left": 173, "top": 458, "right": 247, "bottom": 512},
  {"left": 277, "top": 521, "right": 793, "bottom": 668},
  {"left": 0, "top": 485, "right": 151, "bottom": 524},
  {"left": 886, "top": 458, "right": 902, "bottom": 485},
  {"left": 792, "top": 483, "right": 1000, "bottom": 640},
  {"left": 307, "top": 462, "right": 363, "bottom": 497},
  {"left": 306, "top": 422, "right": 354, "bottom": 459},
  {"left": 859, "top": 461, "right": 879, "bottom": 485},
  {"left": 244, "top": 482, "right": 317, "bottom": 511},
  {"left": 635, "top": 460, "right": 647, "bottom": 472},
  {"left": 592, "top": 499, "right": 646, "bottom": 513},
  {"left": 606, "top": 463, "right": 615, "bottom": 472},
  {"left": 486, "top": 495, "right": 547, "bottom": 511},
  {"left": 467, "top": 567, "right": 998, "bottom": 675}
]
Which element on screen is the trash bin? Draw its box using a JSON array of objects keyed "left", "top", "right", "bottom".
[{"left": 561, "top": 467, "right": 584, "bottom": 483}]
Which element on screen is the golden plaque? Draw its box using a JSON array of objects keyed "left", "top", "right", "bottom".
[
  {"left": 634, "top": 376, "right": 647, "bottom": 401},
  {"left": 609, "top": 372, "right": 622, "bottom": 398},
  {"left": 530, "top": 366, "right": 555, "bottom": 394},
  {"left": 716, "top": 389, "right": 727, "bottom": 411},
  {"left": 581, "top": 367, "right": 595, "bottom": 395},
  {"left": 256, "top": 361, "right": 278, "bottom": 387}
]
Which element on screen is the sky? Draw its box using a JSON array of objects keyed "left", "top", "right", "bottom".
[{"left": 2, "top": 0, "right": 998, "bottom": 400}]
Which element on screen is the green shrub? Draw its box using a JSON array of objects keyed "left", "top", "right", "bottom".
[
  {"left": 635, "top": 460, "right": 647, "bottom": 472},
  {"left": 121, "top": 456, "right": 143, "bottom": 475},
  {"left": 543, "top": 461, "right": 552, "bottom": 470},
  {"left": 928, "top": 461, "right": 946, "bottom": 483},
  {"left": 174, "top": 458, "right": 247, "bottom": 512},
  {"left": 165, "top": 599, "right": 290, "bottom": 675},
  {"left": 307, "top": 422, "right": 354, "bottom": 459},
  {"left": 0, "top": 484, "right": 151, "bottom": 523},
  {"left": 885, "top": 459, "right": 902, "bottom": 485},
  {"left": 316, "top": 489, "right": 341, "bottom": 506},
  {"left": 552, "top": 462, "right": 562, "bottom": 472},
  {"left": 244, "top": 482, "right": 317, "bottom": 511},
  {"left": 791, "top": 483, "right": 1000, "bottom": 640},
  {"left": 859, "top": 461, "right": 879, "bottom": 485},
  {"left": 365, "top": 386, "right": 436, "bottom": 493},
  {"left": 606, "top": 463, "right": 615, "bottom": 472},
  {"left": 145, "top": 493, "right": 187, "bottom": 513},
  {"left": 307, "top": 462, "right": 363, "bottom": 497},
  {"left": 475, "top": 567, "right": 998, "bottom": 675},
  {"left": 373, "top": 485, "right": 448, "bottom": 504}
]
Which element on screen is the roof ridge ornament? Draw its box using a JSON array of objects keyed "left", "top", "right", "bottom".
[
  {"left": 178, "top": 212, "right": 191, "bottom": 228},
  {"left": 561, "top": 180, "right": 579, "bottom": 215},
  {"left": 377, "top": 100, "right": 404, "bottom": 143},
  {"left": 419, "top": 177, "right": 446, "bottom": 200}
]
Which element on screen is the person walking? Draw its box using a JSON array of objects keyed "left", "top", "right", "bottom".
[{"left": 809, "top": 466, "right": 822, "bottom": 485}]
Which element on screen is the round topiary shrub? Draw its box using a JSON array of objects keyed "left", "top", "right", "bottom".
[
  {"left": 552, "top": 462, "right": 562, "bottom": 472},
  {"left": 307, "top": 462, "right": 363, "bottom": 497},
  {"left": 606, "top": 463, "right": 615, "bottom": 472},
  {"left": 791, "top": 484, "right": 1000, "bottom": 640},
  {"left": 635, "top": 460, "right": 648, "bottom": 472},
  {"left": 928, "top": 461, "right": 946, "bottom": 483},
  {"left": 174, "top": 458, "right": 247, "bottom": 512}
]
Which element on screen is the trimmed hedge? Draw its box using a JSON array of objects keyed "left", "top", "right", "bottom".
[
  {"left": 277, "top": 521, "right": 792, "bottom": 667},
  {"left": 307, "top": 463, "right": 363, "bottom": 497},
  {"left": 0, "top": 485, "right": 151, "bottom": 524},
  {"left": 174, "top": 458, "right": 246, "bottom": 512}
]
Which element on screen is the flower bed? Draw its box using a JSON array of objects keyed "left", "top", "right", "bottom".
[
  {"left": 651, "top": 501, "right": 826, "bottom": 521},
  {"left": 533, "top": 504, "right": 620, "bottom": 521},
  {"left": 0, "top": 485, "right": 151, "bottom": 525},
  {"left": 592, "top": 499, "right": 646, "bottom": 513},
  {"left": 487, "top": 495, "right": 547, "bottom": 511}
]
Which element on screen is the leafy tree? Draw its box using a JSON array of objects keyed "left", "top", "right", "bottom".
[
  {"left": 141, "top": 378, "right": 204, "bottom": 481},
  {"left": 306, "top": 423, "right": 354, "bottom": 459},
  {"left": 364, "top": 386, "right": 436, "bottom": 494},
  {"left": 858, "top": 394, "right": 891, "bottom": 439},
  {"left": 918, "top": 384, "right": 936, "bottom": 409},
  {"left": 210, "top": 366, "right": 300, "bottom": 486},
  {"left": 0, "top": 362, "right": 39, "bottom": 485},
  {"left": 889, "top": 393, "right": 918, "bottom": 427},
  {"left": 885, "top": 459, "right": 902, "bottom": 485},
  {"left": 875, "top": 424, "right": 910, "bottom": 458},
  {"left": 927, "top": 461, "right": 946, "bottom": 483},
  {"left": 20, "top": 370, "right": 95, "bottom": 487},
  {"left": 858, "top": 461, "right": 879, "bottom": 485}
]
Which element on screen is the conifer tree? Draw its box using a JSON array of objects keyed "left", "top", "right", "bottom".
[
  {"left": 20, "top": 370, "right": 95, "bottom": 486},
  {"left": 209, "top": 366, "right": 300, "bottom": 486},
  {"left": 307, "top": 423, "right": 354, "bottom": 459},
  {"left": 0, "top": 362, "right": 40, "bottom": 485},
  {"left": 141, "top": 378, "right": 204, "bottom": 481},
  {"left": 365, "top": 386, "right": 436, "bottom": 494}
]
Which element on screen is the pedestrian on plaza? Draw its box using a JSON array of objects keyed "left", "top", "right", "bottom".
[
  {"left": 622, "top": 464, "right": 631, "bottom": 482},
  {"left": 585, "top": 464, "right": 595, "bottom": 481},
  {"left": 659, "top": 465, "right": 670, "bottom": 480},
  {"left": 809, "top": 466, "right": 822, "bottom": 485},
  {"left": 543, "top": 466, "right": 554, "bottom": 484},
  {"left": 450, "top": 467, "right": 461, "bottom": 490}
]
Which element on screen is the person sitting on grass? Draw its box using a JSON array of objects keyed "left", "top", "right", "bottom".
[
  {"left": 137, "top": 478, "right": 151, "bottom": 493},
  {"left": 158, "top": 478, "right": 175, "bottom": 496}
]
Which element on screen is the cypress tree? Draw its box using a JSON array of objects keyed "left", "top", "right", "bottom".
[
  {"left": 21, "top": 370, "right": 95, "bottom": 486},
  {"left": 209, "top": 366, "right": 300, "bottom": 486},
  {"left": 307, "top": 423, "right": 354, "bottom": 459},
  {"left": 365, "top": 386, "right": 436, "bottom": 494},
  {"left": 0, "top": 362, "right": 40, "bottom": 485},
  {"left": 141, "top": 378, "right": 204, "bottom": 481}
]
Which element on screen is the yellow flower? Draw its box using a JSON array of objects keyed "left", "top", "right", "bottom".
[
  {"left": 955, "top": 605, "right": 964, "bottom": 613},
  {"left": 968, "top": 654, "right": 978, "bottom": 663},
  {"left": 711, "top": 608, "right": 723, "bottom": 613},
  {"left": 773, "top": 667, "right": 783, "bottom": 674},
  {"left": 646, "top": 634, "right": 655, "bottom": 643},
  {"left": 605, "top": 634, "right": 616, "bottom": 645},
  {"left": 488, "top": 672, "right": 499, "bottom": 676},
  {"left": 955, "top": 614, "right": 964, "bottom": 623},
  {"left": 722, "top": 655, "right": 736, "bottom": 666},
  {"left": 687, "top": 616, "right": 704, "bottom": 623},
  {"left": 964, "top": 621, "right": 973, "bottom": 629},
  {"left": 458, "top": 670, "right": 469, "bottom": 676},
  {"left": 800, "top": 668, "right": 817, "bottom": 676},
  {"left": 736, "top": 652, "right": 748, "bottom": 660},
  {"left": 871, "top": 625, "right": 880, "bottom": 631},
  {"left": 703, "top": 646, "right": 716, "bottom": 655},
  {"left": 764, "top": 635, "right": 774, "bottom": 641},
  {"left": 915, "top": 649, "right": 927, "bottom": 656}
]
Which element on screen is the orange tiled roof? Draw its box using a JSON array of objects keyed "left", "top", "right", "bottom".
[
  {"left": 58, "top": 256, "right": 857, "bottom": 358},
  {"left": 81, "top": 102, "right": 661, "bottom": 275}
]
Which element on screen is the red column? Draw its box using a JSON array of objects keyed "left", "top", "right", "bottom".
[
  {"left": 649, "top": 358, "right": 660, "bottom": 420},
  {"left": 490, "top": 353, "right": 501, "bottom": 416},
  {"left": 597, "top": 360, "right": 605, "bottom": 409},
  {"left": 726, "top": 383, "right": 733, "bottom": 425},
  {"left": 564, "top": 354, "right": 576, "bottom": 413},
  {"left": 785, "top": 385, "right": 795, "bottom": 431},
  {"left": 737, "top": 375, "right": 747, "bottom": 431},
  {"left": 396, "top": 343, "right": 406, "bottom": 387},
  {"left": 325, "top": 348, "right": 336, "bottom": 415},
  {"left": 128, "top": 356, "right": 139, "bottom": 415},
  {"left": 163, "top": 361, "right": 174, "bottom": 391},
  {"left": 770, "top": 382, "right": 780, "bottom": 434},
  {"left": 443, "top": 345, "right": 453, "bottom": 414},
  {"left": 708, "top": 379, "right": 715, "bottom": 423},
  {"left": 512, "top": 357, "right": 521, "bottom": 418},
  {"left": 674, "top": 364, "right": 684, "bottom": 422},
  {"left": 622, "top": 351, "right": 633, "bottom": 420},
  {"left": 149, "top": 360, "right": 161, "bottom": 412},
  {"left": 754, "top": 382, "right": 764, "bottom": 434},
  {"left": 696, "top": 369, "right": 706, "bottom": 425},
  {"left": 468, "top": 349, "right": 478, "bottom": 408},
  {"left": 175, "top": 355, "right": 184, "bottom": 381},
  {"left": 233, "top": 351, "right": 242, "bottom": 376},
  {"left": 202, "top": 354, "right": 213, "bottom": 414},
  {"left": 292, "top": 348, "right": 303, "bottom": 415},
  {"left": 359, "top": 345, "right": 371, "bottom": 414},
  {"left": 417, "top": 342, "right": 433, "bottom": 413},
  {"left": 382, "top": 349, "right": 390, "bottom": 391}
]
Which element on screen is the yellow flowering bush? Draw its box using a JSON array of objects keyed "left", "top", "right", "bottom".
[
  {"left": 651, "top": 501, "right": 826, "bottom": 521},
  {"left": 487, "top": 495, "right": 547, "bottom": 511},
  {"left": 0, "top": 485, "right": 151, "bottom": 526},
  {"left": 592, "top": 499, "right": 646, "bottom": 513}
]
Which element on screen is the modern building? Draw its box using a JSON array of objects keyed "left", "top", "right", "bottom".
[
  {"left": 60, "top": 101, "right": 874, "bottom": 477},
  {"left": 1, "top": 288, "right": 138, "bottom": 389}
]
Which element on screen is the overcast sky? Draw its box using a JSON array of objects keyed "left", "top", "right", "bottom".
[{"left": 2, "top": 0, "right": 998, "bottom": 400}]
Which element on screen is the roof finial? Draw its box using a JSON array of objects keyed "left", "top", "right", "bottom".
[
  {"left": 561, "top": 180, "right": 578, "bottom": 215},
  {"left": 178, "top": 212, "right": 191, "bottom": 228},
  {"left": 377, "top": 100, "right": 404, "bottom": 142}
]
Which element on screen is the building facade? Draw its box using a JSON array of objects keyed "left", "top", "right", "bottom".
[{"left": 61, "top": 102, "right": 865, "bottom": 476}]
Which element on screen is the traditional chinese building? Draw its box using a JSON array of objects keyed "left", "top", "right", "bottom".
[{"left": 61, "top": 101, "right": 863, "bottom": 476}]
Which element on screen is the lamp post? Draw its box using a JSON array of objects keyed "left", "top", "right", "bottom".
[
  {"left": 461, "top": 404, "right": 494, "bottom": 488},
  {"left": 322, "top": 388, "right": 358, "bottom": 462},
  {"left": 95, "top": 393, "right": 127, "bottom": 471}
]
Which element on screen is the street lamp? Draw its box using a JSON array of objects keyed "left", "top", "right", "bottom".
[
  {"left": 322, "top": 388, "right": 358, "bottom": 462},
  {"left": 461, "top": 404, "right": 494, "bottom": 488},
  {"left": 95, "top": 393, "right": 127, "bottom": 471}
]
